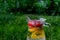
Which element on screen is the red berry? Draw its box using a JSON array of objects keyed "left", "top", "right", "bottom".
[
  {"left": 28, "top": 20, "right": 43, "bottom": 28},
  {"left": 35, "top": 20, "right": 42, "bottom": 27}
]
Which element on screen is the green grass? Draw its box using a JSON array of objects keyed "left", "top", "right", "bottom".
[{"left": 0, "top": 13, "right": 60, "bottom": 40}]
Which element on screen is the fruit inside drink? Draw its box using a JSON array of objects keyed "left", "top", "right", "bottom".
[{"left": 27, "top": 20, "right": 46, "bottom": 39}]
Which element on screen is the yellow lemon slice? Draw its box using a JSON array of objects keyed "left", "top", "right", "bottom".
[
  {"left": 28, "top": 27, "right": 39, "bottom": 32},
  {"left": 31, "top": 30, "right": 45, "bottom": 38},
  {"left": 31, "top": 32, "right": 38, "bottom": 38}
]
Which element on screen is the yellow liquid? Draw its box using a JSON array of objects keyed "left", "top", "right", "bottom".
[{"left": 28, "top": 27, "right": 45, "bottom": 38}]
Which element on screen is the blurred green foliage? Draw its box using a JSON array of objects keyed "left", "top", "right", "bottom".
[
  {"left": 0, "top": 0, "right": 60, "bottom": 15},
  {"left": 34, "top": 0, "right": 60, "bottom": 15}
]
